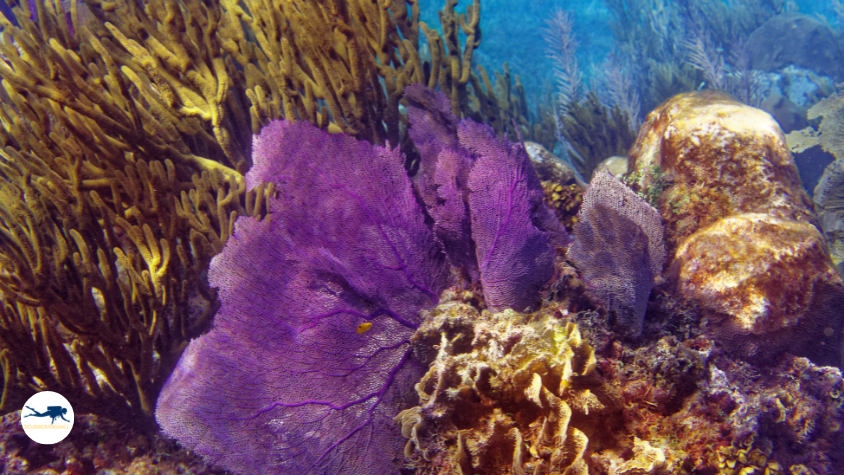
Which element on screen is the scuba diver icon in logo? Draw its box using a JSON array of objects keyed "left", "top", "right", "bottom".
[
  {"left": 24, "top": 404, "right": 71, "bottom": 424},
  {"left": 20, "top": 391, "right": 74, "bottom": 444}
]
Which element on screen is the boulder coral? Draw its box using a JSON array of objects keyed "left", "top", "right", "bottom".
[{"left": 627, "top": 91, "right": 844, "bottom": 365}]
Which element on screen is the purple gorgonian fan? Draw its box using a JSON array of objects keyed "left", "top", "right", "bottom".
[
  {"left": 461, "top": 120, "right": 568, "bottom": 311},
  {"left": 156, "top": 120, "right": 448, "bottom": 475},
  {"left": 567, "top": 170, "right": 665, "bottom": 336},
  {"left": 405, "top": 84, "right": 477, "bottom": 278},
  {"left": 405, "top": 85, "right": 567, "bottom": 310}
]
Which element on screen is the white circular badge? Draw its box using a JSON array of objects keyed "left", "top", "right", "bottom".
[{"left": 20, "top": 391, "right": 74, "bottom": 444}]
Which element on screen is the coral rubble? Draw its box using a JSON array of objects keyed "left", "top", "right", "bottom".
[{"left": 627, "top": 91, "right": 844, "bottom": 365}]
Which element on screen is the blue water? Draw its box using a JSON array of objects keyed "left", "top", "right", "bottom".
[{"left": 419, "top": 0, "right": 840, "bottom": 102}]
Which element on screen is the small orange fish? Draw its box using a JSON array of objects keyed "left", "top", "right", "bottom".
[{"left": 356, "top": 322, "right": 373, "bottom": 334}]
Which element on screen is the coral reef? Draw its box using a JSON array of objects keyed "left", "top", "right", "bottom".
[
  {"left": 590, "top": 325, "right": 844, "bottom": 475},
  {"left": 0, "top": 410, "right": 224, "bottom": 474},
  {"left": 0, "top": 0, "right": 518, "bottom": 428},
  {"left": 405, "top": 84, "right": 567, "bottom": 311},
  {"left": 541, "top": 8, "right": 583, "bottom": 111},
  {"left": 567, "top": 171, "right": 665, "bottom": 337},
  {"left": 394, "top": 293, "right": 844, "bottom": 475},
  {"left": 525, "top": 141, "right": 578, "bottom": 186},
  {"left": 421, "top": 0, "right": 481, "bottom": 119},
  {"left": 0, "top": 0, "right": 495, "bottom": 181},
  {"left": 604, "top": 0, "right": 790, "bottom": 114},
  {"left": 157, "top": 119, "right": 446, "bottom": 475},
  {"left": 525, "top": 141, "right": 584, "bottom": 232},
  {"left": 542, "top": 181, "right": 583, "bottom": 233},
  {"left": 156, "top": 103, "right": 564, "bottom": 474},
  {"left": 466, "top": 64, "right": 557, "bottom": 151},
  {"left": 595, "top": 156, "right": 628, "bottom": 178},
  {"left": 0, "top": 0, "right": 286, "bottom": 423},
  {"left": 788, "top": 92, "right": 844, "bottom": 269},
  {"left": 627, "top": 91, "right": 844, "bottom": 365},
  {"left": 464, "top": 119, "right": 565, "bottom": 311},
  {"left": 746, "top": 13, "right": 844, "bottom": 81},
  {"left": 396, "top": 292, "right": 619, "bottom": 475}
]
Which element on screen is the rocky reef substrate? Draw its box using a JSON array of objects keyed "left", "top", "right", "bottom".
[{"left": 396, "top": 291, "right": 844, "bottom": 474}]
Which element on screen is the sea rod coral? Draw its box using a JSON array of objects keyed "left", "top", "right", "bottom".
[
  {"left": 156, "top": 86, "right": 565, "bottom": 474},
  {"left": 0, "top": 0, "right": 278, "bottom": 422}
]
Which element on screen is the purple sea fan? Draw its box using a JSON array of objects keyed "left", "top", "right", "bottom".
[
  {"left": 567, "top": 170, "right": 665, "bottom": 336},
  {"left": 405, "top": 83, "right": 477, "bottom": 277},
  {"left": 404, "top": 83, "right": 567, "bottom": 311},
  {"left": 462, "top": 120, "right": 568, "bottom": 311},
  {"left": 156, "top": 120, "right": 448, "bottom": 475}
]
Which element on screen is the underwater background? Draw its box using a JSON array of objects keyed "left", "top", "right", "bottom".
[{"left": 0, "top": 0, "right": 843, "bottom": 474}]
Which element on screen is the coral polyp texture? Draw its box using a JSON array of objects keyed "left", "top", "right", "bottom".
[
  {"left": 395, "top": 292, "right": 619, "bottom": 475},
  {"left": 627, "top": 91, "right": 844, "bottom": 365}
]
